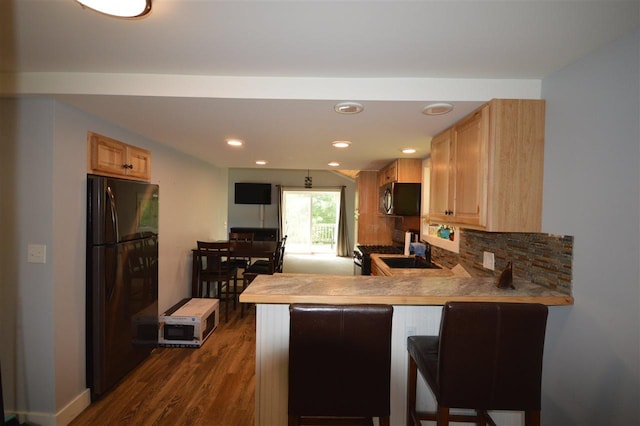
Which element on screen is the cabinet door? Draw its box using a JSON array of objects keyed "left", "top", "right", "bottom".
[
  {"left": 384, "top": 161, "right": 397, "bottom": 183},
  {"left": 429, "top": 129, "right": 454, "bottom": 221},
  {"left": 88, "top": 132, "right": 152, "bottom": 181},
  {"left": 127, "top": 145, "right": 152, "bottom": 180},
  {"left": 452, "top": 107, "right": 487, "bottom": 226},
  {"left": 90, "top": 134, "right": 129, "bottom": 176},
  {"left": 378, "top": 161, "right": 397, "bottom": 186}
]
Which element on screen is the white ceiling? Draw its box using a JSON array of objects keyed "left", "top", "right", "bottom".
[{"left": 2, "top": 0, "right": 638, "bottom": 172}]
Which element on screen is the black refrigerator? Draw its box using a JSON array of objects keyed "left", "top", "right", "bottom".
[{"left": 86, "top": 174, "right": 159, "bottom": 400}]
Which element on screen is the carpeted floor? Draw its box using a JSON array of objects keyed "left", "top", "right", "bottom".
[{"left": 282, "top": 253, "right": 354, "bottom": 275}]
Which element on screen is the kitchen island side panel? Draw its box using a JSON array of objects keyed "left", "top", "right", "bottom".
[{"left": 253, "top": 304, "right": 520, "bottom": 425}]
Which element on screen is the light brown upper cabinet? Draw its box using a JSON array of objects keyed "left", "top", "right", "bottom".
[
  {"left": 429, "top": 128, "right": 455, "bottom": 221},
  {"left": 378, "top": 158, "right": 422, "bottom": 187},
  {"left": 88, "top": 132, "right": 151, "bottom": 182},
  {"left": 429, "top": 99, "right": 545, "bottom": 232}
]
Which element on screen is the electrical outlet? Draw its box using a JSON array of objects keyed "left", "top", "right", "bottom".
[
  {"left": 27, "top": 244, "right": 47, "bottom": 264},
  {"left": 483, "top": 251, "right": 495, "bottom": 271},
  {"left": 405, "top": 326, "right": 417, "bottom": 347}
]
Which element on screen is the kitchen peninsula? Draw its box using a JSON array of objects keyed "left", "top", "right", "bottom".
[{"left": 240, "top": 273, "right": 572, "bottom": 426}]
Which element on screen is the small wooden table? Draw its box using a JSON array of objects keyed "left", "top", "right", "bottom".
[{"left": 191, "top": 241, "right": 279, "bottom": 297}]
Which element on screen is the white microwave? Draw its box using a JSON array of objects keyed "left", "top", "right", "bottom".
[{"left": 159, "top": 298, "right": 219, "bottom": 348}]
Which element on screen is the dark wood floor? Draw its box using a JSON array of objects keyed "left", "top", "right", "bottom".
[{"left": 71, "top": 304, "right": 256, "bottom": 426}]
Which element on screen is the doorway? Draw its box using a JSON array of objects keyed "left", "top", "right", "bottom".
[{"left": 282, "top": 189, "right": 341, "bottom": 254}]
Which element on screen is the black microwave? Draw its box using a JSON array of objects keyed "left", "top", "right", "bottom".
[{"left": 380, "top": 182, "right": 421, "bottom": 216}]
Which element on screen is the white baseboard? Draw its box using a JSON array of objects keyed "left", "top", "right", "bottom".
[
  {"left": 57, "top": 388, "right": 91, "bottom": 425},
  {"left": 15, "top": 388, "right": 91, "bottom": 426}
]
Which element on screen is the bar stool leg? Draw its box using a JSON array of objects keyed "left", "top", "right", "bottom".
[
  {"left": 407, "top": 355, "right": 418, "bottom": 426},
  {"left": 437, "top": 406, "right": 450, "bottom": 425}
]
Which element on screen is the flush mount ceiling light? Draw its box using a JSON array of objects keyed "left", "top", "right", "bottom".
[
  {"left": 334, "top": 102, "right": 364, "bottom": 114},
  {"left": 402, "top": 148, "right": 417, "bottom": 154},
  {"left": 75, "top": 0, "right": 152, "bottom": 18},
  {"left": 227, "top": 139, "right": 243, "bottom": 147},
  {"left": 422, "top": 102, "right": 454, "bottom": 116},
  {"left": 328, "top": 162, "right": 341, "bottom": 167},
  {"left": 332, "top": 140, "right": 352, "bottom": 148},
  {"left": 255, "top": 160, "right": 267, "bottom": 165}
]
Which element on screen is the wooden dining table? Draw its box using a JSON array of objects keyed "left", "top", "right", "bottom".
[{"left": 191, "top": 240, "right": 279, "bottom": 298}]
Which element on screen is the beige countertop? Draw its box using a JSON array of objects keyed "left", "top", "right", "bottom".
[
  {"left": 369, "top": 253, "right": 465, "bottom": 277},
  {"left": 240, "top": 272, "right": 574, "bottom": 306}
]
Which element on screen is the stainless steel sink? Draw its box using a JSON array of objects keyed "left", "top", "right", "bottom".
[{"left": 380, "top": 257, "right": 441, "bottom": 269}]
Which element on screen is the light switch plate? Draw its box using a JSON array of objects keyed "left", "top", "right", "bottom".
[
  {"left": 27, "top": 244, "right": 47, "bottom": 264},
  {"left": 483, "top": 251, "right": 495, "bottom": 270}
]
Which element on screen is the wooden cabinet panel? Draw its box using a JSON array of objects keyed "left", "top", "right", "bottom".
[
  {"left": 485, "top": 99, "right": 545, "bottom": 231},
  {"left": 88, "top": 132, "right": 151, "bottom": 182},
  {"left": 356, "top": 171, "right": 392, "bottom": 245},
  {"left": 428, "top": 99, "right": 544, "bottom": 232},
  {"left": 378, "top": 159, "right": 421, "bottom": 187},
  {"left": 395, "top": 159, "right": 422, "bottom": 183}
]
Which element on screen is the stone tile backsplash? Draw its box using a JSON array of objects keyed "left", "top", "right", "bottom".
[{"left": 431, "top": 229, "right": 573, "bottom": 295}]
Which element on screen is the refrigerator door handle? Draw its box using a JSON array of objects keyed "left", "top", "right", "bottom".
[
  {"left": 106, "top": 185, "right": 120, "bottom": 243},
  {"left": 106, "top": 247, "right": 118, "bottom": 302}
]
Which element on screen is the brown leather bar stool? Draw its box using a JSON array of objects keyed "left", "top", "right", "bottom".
[
  {"left": 288, "top": 304, "right": 393, "bottom": 426},
  {"left": 407, "top": 301, "right": 548, "bottom": 426}
]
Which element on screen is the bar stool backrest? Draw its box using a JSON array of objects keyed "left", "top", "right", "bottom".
[
  {"left": 288, "top": 304, "right": 393, "bottom": 423},
  {"left": 437, "top": 302, "right": 548, "bottom": 411}
]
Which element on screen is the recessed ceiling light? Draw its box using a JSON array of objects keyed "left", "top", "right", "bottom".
[
  {"left": 328, "top": 162, "right": 340, "bottom": 167},
  {"left": 227, "top": 139, "right": 243, "bottom": 147},
  {"left": 334, "top": 102, "right": 364, "bottom": 114},
  {"left": 255, "top": 160, "right": 267, "bottom": 165},
  {"left": 75, "top": 0, "right": 152, "bottom": 18},
  {"left": 402, "top": 148, "right": 417, "bottom": 154},
  {"left": 332, "top": 141, "right": 352, "bottom": 148},
  {"left": 422, "top": 102, "right": 454, "bottom": 116}
]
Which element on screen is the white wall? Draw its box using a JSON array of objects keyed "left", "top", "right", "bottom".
[
  {"left": 228, "top": 168, "right": 356, "bottom": 248},
  {"left": 541, "top": 30, "right": 639, "bottom": 425},
  {"left": 0, "top": 98, "right": 227, "bottom": 424}
]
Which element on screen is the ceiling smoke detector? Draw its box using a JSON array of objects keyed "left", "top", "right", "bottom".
[
  {"left": 334, "top": 102, "right": 364, "bottom": 114},
  {"left": 422, "top": 103, "right": 454, "bottom": 116}
]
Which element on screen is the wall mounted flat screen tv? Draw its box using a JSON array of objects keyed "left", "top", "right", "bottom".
[{"left": 234, "top": 183, "right": 272, "bottom": 205}]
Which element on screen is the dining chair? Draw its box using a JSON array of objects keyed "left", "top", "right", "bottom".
[
  {"left": 228, "top": 232, "right": 254, "bottom": 270},
  {"left": 195, "top": 241, "right": 238, "bottom": 321},
  {"left": 250, "top": 235, "right": 286, "bottom": 273},
  {"left": 277, "top": 235, "right": 287, "bottom": 272},
  {"left": 240, "top": 240, "right": 282, "bottom": 317},
  {"left": 407, "top": 301, "right": 548, "bottom": 426}
]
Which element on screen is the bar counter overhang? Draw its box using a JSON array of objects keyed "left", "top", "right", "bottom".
[{"left": 240, "top": 272, "right": 572, "bottom": 425}]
